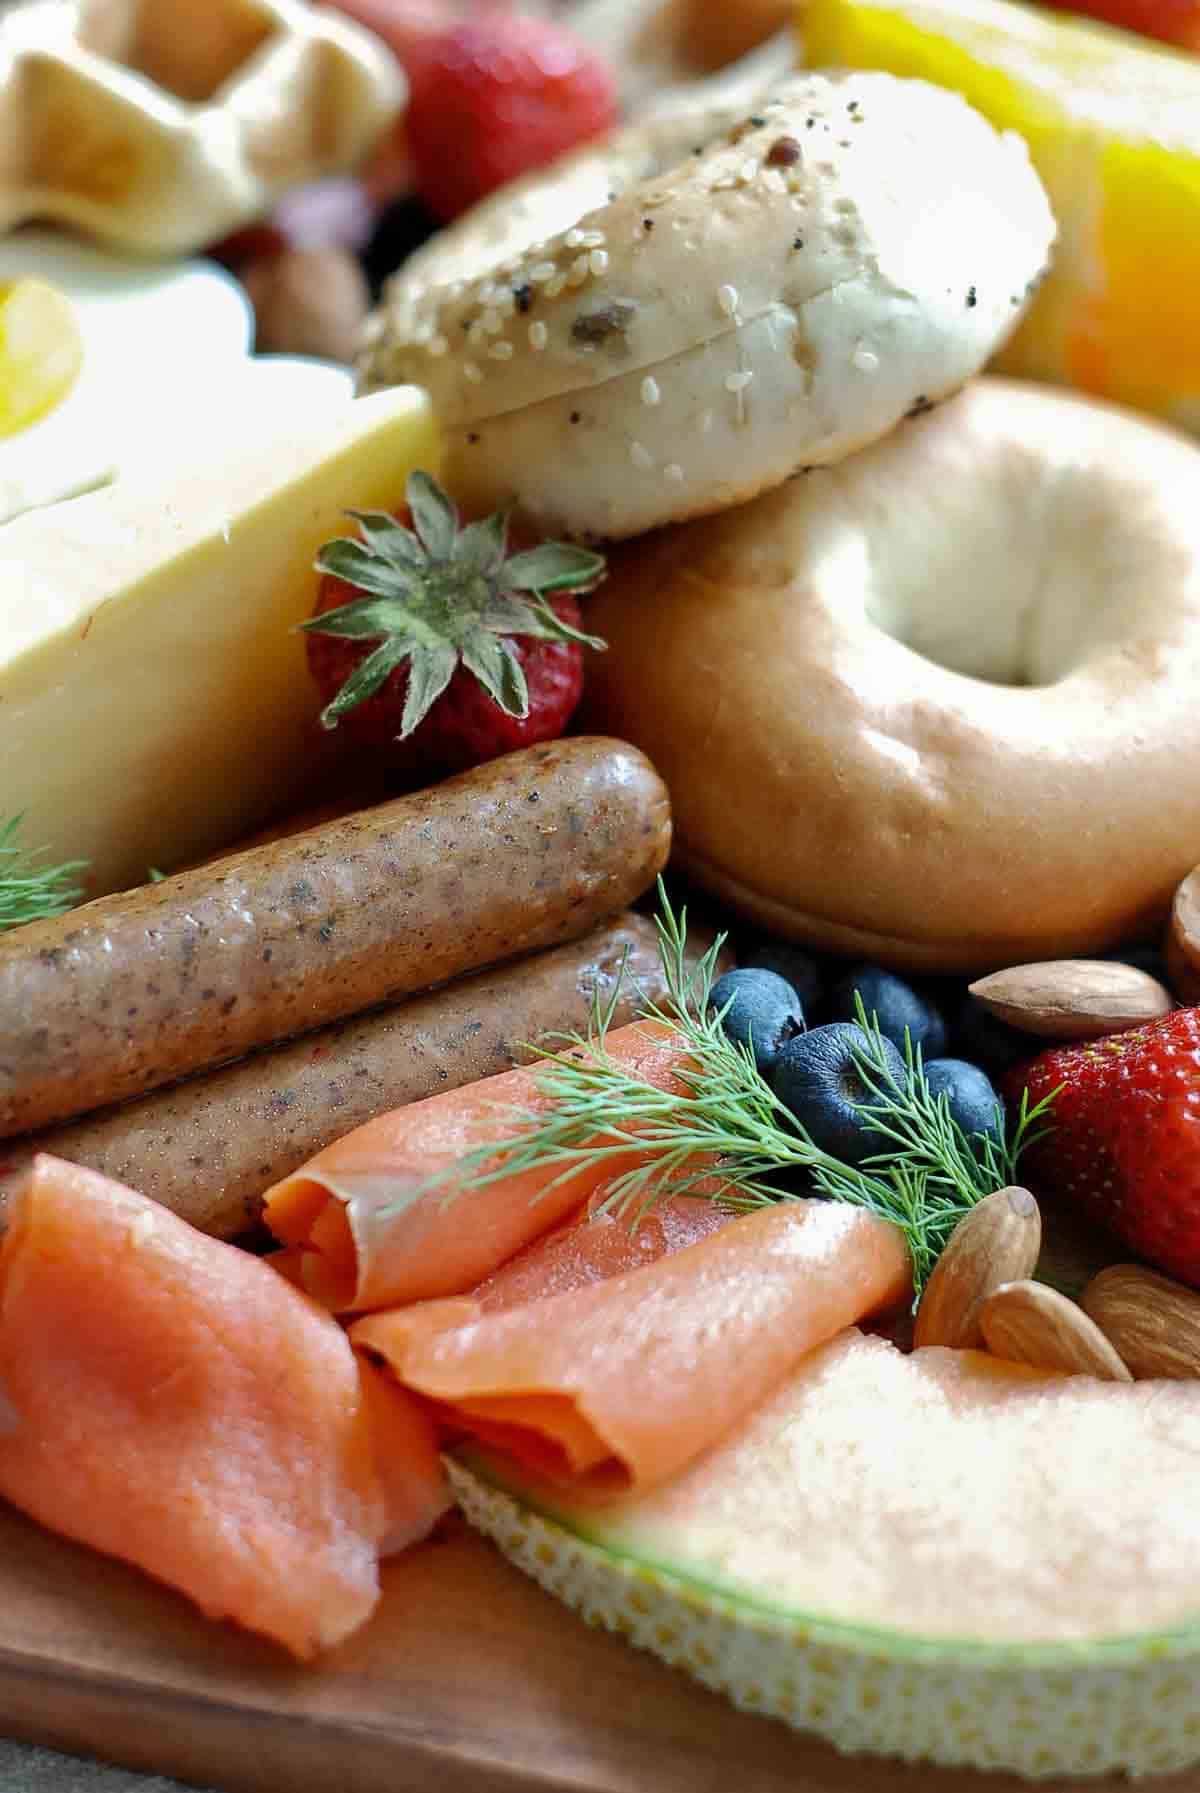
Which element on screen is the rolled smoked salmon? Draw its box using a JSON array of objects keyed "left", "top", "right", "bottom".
[
  {"left": 0, "top": 1156, "right": 438, "bottom": 1659},
  {"left": 351, "top": 1200, "right": 913, "bottom": 1496},
  {"left": 264, "top": 1021, "right": 700, "bottom": 1313},
  {"left": 369, "top": 1192, "right": 737, "bottom": 1361}
]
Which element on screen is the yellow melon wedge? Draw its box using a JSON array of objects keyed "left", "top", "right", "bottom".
[
  {"left": 450, "top": 1328, "right": 1200, "bottom": 1778},
  {"left": 800, "top": 0, "right": 1200, "bottom": 434}
]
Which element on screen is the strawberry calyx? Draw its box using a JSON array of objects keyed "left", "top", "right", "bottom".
[{"left": 301, "top": 471, "right": 606, "bottom": 738}]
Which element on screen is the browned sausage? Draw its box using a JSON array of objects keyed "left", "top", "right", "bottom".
[
  {"left": 0, "top": 739, "right": 671, "bottom": 1139},
  {"left": 0, "top": 914, "right": 713, "bottom": 1239}
]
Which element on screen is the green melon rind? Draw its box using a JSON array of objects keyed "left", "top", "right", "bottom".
[{"left": 446, "top": 1458, "right": 1200, "bottom": 1780}]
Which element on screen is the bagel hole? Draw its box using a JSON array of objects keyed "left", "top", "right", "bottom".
[{"left": 855, "top": 460, "right": 1162, "bottom": 688}]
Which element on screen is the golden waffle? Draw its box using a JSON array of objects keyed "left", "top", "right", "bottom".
[{"left": 0, "top": 0, "right": 404, "bottom": 254}]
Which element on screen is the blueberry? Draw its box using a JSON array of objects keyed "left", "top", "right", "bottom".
[
  {"left": 830, "top": 964, "right": 947, "bottom": 1060},
  {"left": 924, "top": 1058, "right": 1004, "bottom": 1145},
  {"left": 709, "top": 968, "right": 805, "bottom": 1076},
  {"left": 741, "top": 941, "right": 823, "bottom": 1013},
  {"left": 771, "top": 1023, "right": 908, "bottom": 1167},
  {"left": 952, "top": 996, "right": 1030, "bottom": 1077}
]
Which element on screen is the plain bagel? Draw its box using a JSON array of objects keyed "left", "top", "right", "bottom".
[
  {"left": 358, "top": 72, "right": 1056, "bottom": 541},
  {"left": 580, "top": 378, "right": 1200, "bottom": 972}
]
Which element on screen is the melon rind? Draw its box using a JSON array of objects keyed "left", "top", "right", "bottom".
[{"left": 447, "top": 1459, "right": 1200, "bottom": 1780}]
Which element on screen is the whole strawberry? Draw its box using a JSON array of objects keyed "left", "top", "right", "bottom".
[
  {"left": 301, "top": 471, "right": 605, "bottom": 775},
  {"left": 1005, "top": 1008, "right": 1200, "bottom": 1289},
  {"left": 405, "top": 14, "right": 619, "bottom": 221}
]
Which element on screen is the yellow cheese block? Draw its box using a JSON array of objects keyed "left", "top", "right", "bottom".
[{"left": 0, "top": 388, "right": 439, "bottom": 896}]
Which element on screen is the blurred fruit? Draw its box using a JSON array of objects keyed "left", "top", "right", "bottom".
[
  {"left": 405, "top": 12, "right": 620, "bottom": 219},
  {"left": 243, "top": 248, "right": 371, "bottom": 365},
  {"left": 1041, "top": 0, "right": 1200, "bottom": 52},
  {"left": 801, "top": 0, "right": 1200, "bottom": 433},
  {"left": 0, "top": 279, "right": 84, "bottom": 439}
]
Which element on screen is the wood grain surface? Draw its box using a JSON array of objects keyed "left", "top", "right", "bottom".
[{"left": 0, "top": 1497, "right": 1195, "bottom": 1793}]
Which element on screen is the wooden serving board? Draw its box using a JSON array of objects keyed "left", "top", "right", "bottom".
[{"left": 0, "top": 1501, "right": 1197, "bottom": 1793}]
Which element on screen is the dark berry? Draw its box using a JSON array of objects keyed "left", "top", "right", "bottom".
[
  {"left": 709, "top": 968, "right": 805, "bottom": 1077},
  {"left": 771, "top": 1023, "right": 908, "bottom": 1167},
  {"left": 742, "top": 941, "right": 823, "bottom": 1013},
  {"left": 924, "top": 1058, "right": 1004, "bottom": 1145},
  {"left": 830, "top": 964, "right": 947, "bottom": 1060},
  {"left": 952, "top": 996, "right": 1031, "bottom": 1077}
]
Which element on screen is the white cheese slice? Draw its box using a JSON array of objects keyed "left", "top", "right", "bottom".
[{"left": 0, "top": 386, "right": 439, "bottom": 896}]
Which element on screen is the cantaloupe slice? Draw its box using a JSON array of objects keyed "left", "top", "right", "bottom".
[{"left": 450, "top": 1329, "right": 1200, "bottom": 1779}]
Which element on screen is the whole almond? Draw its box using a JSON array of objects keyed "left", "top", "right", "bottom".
[
  {"left": 1080, "top": 1264, "right": 1200, "bottom": 1380},
  {"left": 1166, "top": 867, "right": 1200, "bottom": 1005},
  {"left": 968, "top": 960, "right": 1172, "bottom": 1041},
  {"left": 977, "top": 1280, "right": 1133, "bottom": 1380},
  {"left": 914, "top": 1187, "right": 1042, "bottom": 1350}
]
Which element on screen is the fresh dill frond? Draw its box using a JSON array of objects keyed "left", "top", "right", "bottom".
[
  {"left": 397, "top": 881, "right": 1054, "bottom": 1295},
  {"left": 0, "top": 816, "right": 86, "bottom": 933}
]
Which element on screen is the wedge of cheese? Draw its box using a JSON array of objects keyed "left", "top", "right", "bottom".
[{"left": 0, "top": 387, "right": 439, "bottom": 896}]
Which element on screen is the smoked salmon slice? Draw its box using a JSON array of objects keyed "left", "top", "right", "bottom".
[
  {"left": 264, "top": 1021, "right": 698, "bottom": 1313},
  {"left": 372, "top": 1192, "right": 737, "bottom": 1362},
  {"left": 0, "top": 1156, "right": 406, "bottom": 1659},
  {"left": 351, "top": 1200, "right": 913, "bottom": 1497}
]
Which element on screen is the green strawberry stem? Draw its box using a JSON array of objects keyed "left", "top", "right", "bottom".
[{"left": 300, "top": 471, "right": 606, "bottom": 737}]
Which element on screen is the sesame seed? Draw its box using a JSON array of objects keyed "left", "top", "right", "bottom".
[
  {"left": 489, "top": 341, "right": 514, "bottom": 360},
  {"left": 428, "top": 333, "right": 448, "bottom": 357},
  {"left": 530, "top": 261, "right": 557, "bottom": 284},
  {"left": 529, "top": 321, "right": 548, "bottom": 350},
  {"left": 664, "top": 463, "right": 684, "bottom": 483},
  {"left": 580, "top": 230, "right": 607, "bottom": 249},
  {"left": 725, "top": 371, "right": 754, "bottom": 393},
  {"left": 467, "top": 322, "right": 486, "bottom": 347},
  {"left": 589, "top": 250, "right": 609, "bottom": 276},
  {"left": 565, "top": 228, "right": 585, "bottom": 248},
  {"left": 463, "top": 361, "right": 483, "bottom": 384},
  {"left": 568, "top": 264, "right": 589, "bottom": 289},
  {"left": 630, "top": 441, "right": 654, "bottom": 471},
  {"left": 852, "top": 347, "right": 879, "bottom": 372},
  {"left": 478, "top": 282, "right": 499, "bottom": 305},
  {"left": 641, "top": 376, "right": 661, "bottom": 406},
  {"left": 546, "top": 274, "right": 566, "bottom": 298},
  {"left": 496, "top": 290, "right": 516, "bottom": 318},
  {"left": 717, "top": 284, "right": 739, "bottom": 318},
  {"left": 481, "top": 309, "right": 502, "bottom": 334},
  {"left": 763, "top": 169, "right": 787, "bottom": 194}
]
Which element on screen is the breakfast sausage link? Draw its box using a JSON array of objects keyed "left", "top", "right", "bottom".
[
  {"left": 0, "top": 913, "right": 692, "bottom": 1239},
  {"left": 0, "top": 738, "right": 671, "bottom": 1139}
]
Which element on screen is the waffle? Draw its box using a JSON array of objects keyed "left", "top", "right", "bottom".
[{"left": 0, "top": 0, "right": 404, "bottom": 254}]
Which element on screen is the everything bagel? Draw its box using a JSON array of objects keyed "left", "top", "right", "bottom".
[
  {"left": 581, "top": 379, "right": 1200, "bottom": 971},
  {"left": 358, "top": 72, "right": 1056, "bottom": 540}
]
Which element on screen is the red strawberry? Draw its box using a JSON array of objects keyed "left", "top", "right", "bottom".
[
  {"left": 302, "top": 471, "right": 605, "bottom": 776},
  {"left": 405, "top": 14, "right": 619, "bottom": 221},
  {"left": 1005, "top": 1008, "right": 1200, "bottom": 1288}
]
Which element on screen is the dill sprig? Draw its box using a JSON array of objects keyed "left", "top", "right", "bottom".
[
  {"left": 403, "top": 883, "right": 1054, "bottom": 1295},
  {"left": 0, "top": 815, "right": 86, "bottom": 933}
]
